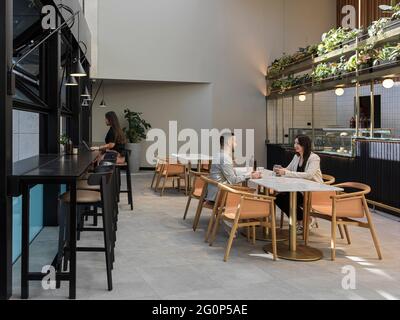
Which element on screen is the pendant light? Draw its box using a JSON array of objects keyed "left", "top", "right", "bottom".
[
  {"left": 71, "top": 59, "right": 87, "bottom": 77},
  {"left": 81, "top": 86, "right": 91, "bottom": 97},
  {"left": 65, "top": 75, "right": 78, "bottom": 86},
  {"left": 383, "top": 78, "right": 394, "bottom": 89},
  {"left": 99, "top": 81, "right": 107, "bottom": 108},
  {"left": 335, "top": 88, "right": 345, "bottom": 96},
  {"left": 70, "top": 12, "right": 87, "bottom": 78},
  {"left": 299, "top": 94, "right": 307, "bottom": 102}
]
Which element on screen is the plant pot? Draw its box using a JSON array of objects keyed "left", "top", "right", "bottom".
[
  {"left": 373, "top": 59, "right": 394, "bottom": 71},
  {"left": 125, "top": 143, "right": 142, "bottom": 173}
]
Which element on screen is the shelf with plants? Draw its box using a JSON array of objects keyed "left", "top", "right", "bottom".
[
  {"left": 266, "top": 3, "right": 400, "bottom": 99},
  {"left": 266, "top": 45, "right": 316, "bottom": 80}
]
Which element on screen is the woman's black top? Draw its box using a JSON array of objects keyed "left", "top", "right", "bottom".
[
  {"left": 297, "top": 160, "right": 306, "bottom": 173},
  {"left": 105, "top": 127, "right": 125, "bottom": 155}
]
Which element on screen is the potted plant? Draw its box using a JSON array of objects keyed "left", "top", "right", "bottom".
[
  {"left": 373, "top": 44, "right": 400, "bottom": 69},
  {"left": 59, "top": 134, "right": 72, "bottom": 154},
  {"left": 123, "top": 109, "right": 152, "bottom": 173}
]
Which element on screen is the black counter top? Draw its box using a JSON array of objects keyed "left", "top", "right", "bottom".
[{"left": 8, "top": 149, "right": 100, "bottom": 196}]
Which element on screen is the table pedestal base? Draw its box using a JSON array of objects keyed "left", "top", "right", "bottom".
[
  {"left": 263, "top": 243, "right": 323, "bottom": 262},
  {"left": 240, "top": 227, "right": 289, "bottom": 242}
]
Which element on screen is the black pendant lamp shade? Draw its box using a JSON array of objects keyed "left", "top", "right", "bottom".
[
  {"left": 71, "top": 59, "right": 87, "bottom": 77},
  {"left": 99, "top": 99, "right": 107, "bottom": 108},
  {"left": 81, "top": 86, "right": 91, "bottom": 97},
  {"left": 65, "top": 75, "right": 78, "bottom": 86}
]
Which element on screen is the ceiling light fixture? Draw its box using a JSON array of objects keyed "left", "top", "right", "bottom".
[
  {"left": 383, "top": 78, "right": 395, "bottom": 89},
  {"left": 335, "top": 88, "right": 345, "bottom": 96}
]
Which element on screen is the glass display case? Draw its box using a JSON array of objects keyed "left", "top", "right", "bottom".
[{"left": 288, "top": 128, "right": 393, "bottom": 157}]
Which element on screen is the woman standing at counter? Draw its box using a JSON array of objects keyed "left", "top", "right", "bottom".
[{"left": 274, "top": 135, "right": 323, "bottom": 233}]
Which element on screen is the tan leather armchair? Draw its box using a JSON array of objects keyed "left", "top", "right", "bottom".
[{"left": 306, "top": 182, "right": 382, "bottom": 261}]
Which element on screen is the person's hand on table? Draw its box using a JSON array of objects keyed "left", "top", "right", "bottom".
[
  {"left": 276, "top": 168, "right": 287, "bottom": 176},
  {"left": 251, "top": 171, "right": 262, "bottom": 179}
]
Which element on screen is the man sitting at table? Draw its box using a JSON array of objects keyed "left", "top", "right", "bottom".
[{"left": 206, "top": 133, "right": 261, "bottom": 203}]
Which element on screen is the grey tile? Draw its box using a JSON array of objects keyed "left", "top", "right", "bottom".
[
  {"left": 13, "top": 134, "right": 19, "bottom": 162},
  {"left": 19, "top": 111, "right": 39, "bottom": 134},
  {"left": 18, "top": 133, "right": 39, "bottom": 160}
]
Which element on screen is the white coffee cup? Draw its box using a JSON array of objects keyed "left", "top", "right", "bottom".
[{"left": 73, "top": 147, "right": 79, "bottom": 155}]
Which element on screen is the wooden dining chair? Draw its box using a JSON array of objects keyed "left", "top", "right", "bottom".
[
  {"left": 200, "top": 160, "right": 212, "bottom": 173},
  {"left": 192, "top": 176, "right": 256, "bottom": 237},
  {"left": 155, "top": 161, "right": 188, "bottom": 196},
  {"left": 279, "top": 174, "right": 337, "bottom": 231},
  {"left": 305, "top": 182, "right": 382, "bottom": 261},
  {"left": 151, "top": 158, "right": 169, "bottom": 190},
  {"left": 183, "top": 171, "right": 209, "bottom": 220},
  {"left": 207, "top": 184, "right": 278, "bottom": 262},
  {"left": 303, "top": 174, "right": 350, "bottom": 241}
]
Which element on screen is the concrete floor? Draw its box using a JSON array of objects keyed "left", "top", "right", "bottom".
[{"left": 11, "top": 172, "right": 400, "bottom": 300}]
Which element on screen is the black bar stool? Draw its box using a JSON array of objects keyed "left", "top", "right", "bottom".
[
  {"left": 58, "top": 167, "right": 116, "bottom": 291},
  {"left": 116, "top": 149, "right": 133, "bottom": 210}
]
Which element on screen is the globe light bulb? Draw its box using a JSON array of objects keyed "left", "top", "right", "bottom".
[
  {"left": 335, "top": 88, "right": 345, "bottom": 96},
  {"left": 299, "top": 94, "right": 306, "bottom": 102},
  {"left": 383, "top": 78, "right": 394, "bottom": 89}
]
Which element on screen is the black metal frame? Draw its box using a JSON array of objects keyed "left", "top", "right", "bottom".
[
  {"left": 0, "top": 0, "right": 13, "bottom": 301},
  {"left": 0, "top": 0, "right": 92, "bottom": 300}
]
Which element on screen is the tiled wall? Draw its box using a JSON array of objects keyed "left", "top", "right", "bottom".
[
  {"left": 268, "top": 84, "right": 400, "bottom": 144},
  {"left": 13, "top": 110, "right": 40, "bottom": 162},
  {"left": 12, "top": 110, "right": 42, "bottom": 263}
]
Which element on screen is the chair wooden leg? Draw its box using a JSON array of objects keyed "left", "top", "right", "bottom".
[
  {"left": 338, "top": 224, "right": 345, "bottom": 240},
  {"left": 151, "top": 171, "right": 157, "bottom": 189},
  {"left": 155, "top": 173, "right": 162, "bottom": 191},
  {"left": 363, "top": 200, "right": 383, "bottom": 260},
  {"left": 247, "top": 226, "right": 250, "bottom": 242},
  {"left": 224, "top": 220, "right": 239, "bottom": 262},
  {"left": 343, "top": 224, "right": 351, "bottom": 245},
  {"left": 160, "top": 176, "right": 167, "bottom": 197},
  {"left": 192, "top": 202, "right": 203, "bottom": 232},
  {"left": 205, "top": 212, "right": 216, "bottom": 242},
  {"left": 331, "top": 217, "right": 337, "bottom": 261},
  {"left": 209, "top": 212, "right": 222, "bottom": 246},
  {"left": 270, "top": 208, "right": 277, "bottom": 261},
  {"left": 252, "top": 225, "right": 256, "bottom": 245},
  {"left": 183, "top": 196, "right": 192, "bottom": 220}
]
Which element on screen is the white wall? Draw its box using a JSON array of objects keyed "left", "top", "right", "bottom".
[
  {"left": 92, "top": 81, "right": 213, "bottom": 166},
  {"left": 88, "top": 0, "right": 337, "bottom": 167},
  {"left": 283, "top": 0, "right": 336, "bottom": 54}
]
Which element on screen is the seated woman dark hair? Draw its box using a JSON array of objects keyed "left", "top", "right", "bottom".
[
  {"left": 274, "top": 135, "right": 323, "bottom": 234},
  {"left": 92, "top": 111, "right": 127, "bottom": 164}
]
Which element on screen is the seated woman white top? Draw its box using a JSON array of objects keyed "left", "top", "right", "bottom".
[
  {"left": 274, "top": 135, "right": 323, "bottom": 234},
  {"left": 282, "top": 152, "right": 323, "bottom": 183}
]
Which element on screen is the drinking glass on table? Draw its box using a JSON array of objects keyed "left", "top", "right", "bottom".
[{"left": 273, "top": 165, "right": 283, "bottom": 176}]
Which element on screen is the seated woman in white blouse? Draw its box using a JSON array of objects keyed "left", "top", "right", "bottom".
[{"left": 274, "top": 135, "right": 323, "bottom": 234}]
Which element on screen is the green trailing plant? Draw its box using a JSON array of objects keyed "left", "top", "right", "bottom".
[
  {"left": 123, "top": 109, "right": 152, "bottom": 144},
  {"left": 267, "top": 45, "right": 317, "bottom": 78},
  {"left": 368, "top": 18, "right": 391, "bottom": 38},
  {"left": 271, "top": 73, "right": 312, "bottom": 93},
  {"left": 317, "top": 27, "right": 362, "bottom": 56},
  {"left": 373, "top": 43, "right": 400, "bottom": 66}
]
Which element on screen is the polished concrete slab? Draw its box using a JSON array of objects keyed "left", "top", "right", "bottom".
[{"left": 11, "top": 172, "right": 400, "bottom": 300}]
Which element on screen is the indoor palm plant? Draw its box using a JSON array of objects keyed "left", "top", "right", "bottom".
[{"left": 123, "top": 109, "right": 151, "bottom": 173}]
